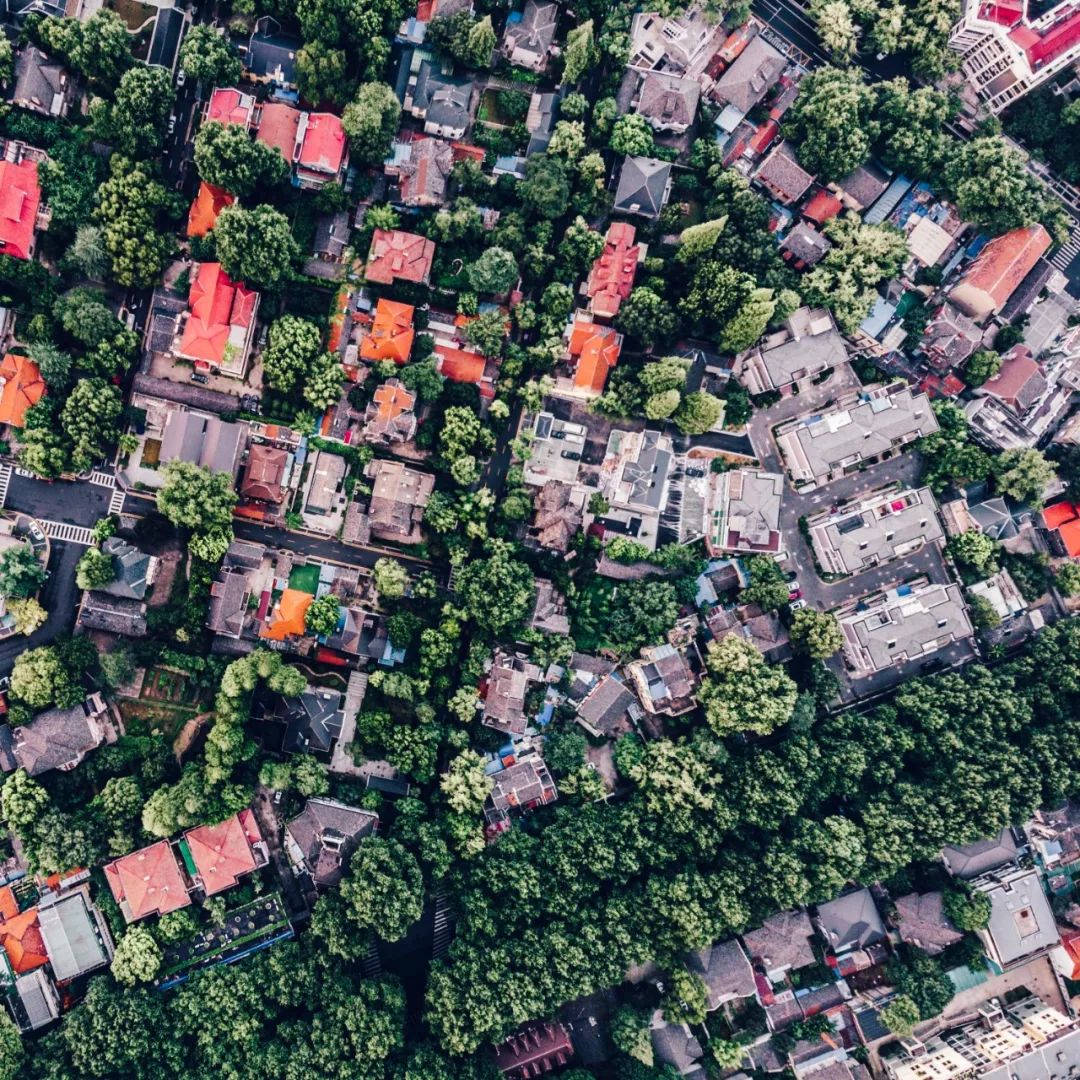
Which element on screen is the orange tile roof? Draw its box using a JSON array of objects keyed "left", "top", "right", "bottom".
[
  {"left": 366, "top": 229, "right": 435, "bottom": 285},
  {"left": 0, "top": 907, "right": 48, "bottom": 974},
  {"left": 372, "top": 380, "right": 416, "bottom": 423},
  {"left": 957, "top": 224, "right": 1052, "bottom": 313},
  {"left": 436, "top": 344, "right": 487, "bottom": 386},
  {"left": 1044, "top": 502, "right": 1080, "bottom": 558},
  {"left": 360, "top": 299, "right": 415, "bottom": 364},
  {"left": 260, "top": 588, "right": 313, "bottom": 640},
  {"left": 586, "top": 222, "right": 640, "bottom": 320},
  {"left": 184, "top": 811, "right": 261, "bottom": 896},
  {"left": 1043, "top": 501, "right": 1080, "bottom": 528},
  {"left": 104, "top": 840, "right": 191, "bottom": 921},
  {"left": 186, "top": 182, "right": 235, "bottom": 238},
  {"left": 0, "top": 353, "right": 45, "bottom": 428},
  {"left": 0, "top": 887, "right": 17, "bottom": 922},
  {"left": 178, "top": 262, "right": 258, "bottom": 366},
  {"left": 568, "top": 321, "right": 622, "bottom": 395},
  {"left": 803, "top": 189, "right": 843, "bottom": 226},
  {"left": 0, "top": 158, "right": 41, "bottom": 261},
  {"left": 255, "top": 102, "right": 301, "bottom": 161}
]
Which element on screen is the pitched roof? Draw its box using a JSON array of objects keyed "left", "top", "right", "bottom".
[
  {"left": 0, "top": 158, "right": 41, "bottom": 261},
  {"left": 99, "top": 536, "right": 153, "bottom": 600},
  {"left": 241, "top": 443, "right": 289, "bottom": 504},
  {"left": 742, "top": 909, "right": 816, "bottom": 973},
  {"left": 755, "top": 141, "right": 814, "bottom": 204},
  {"left": 10, "top": 697, "right": 103, "bottom": 776},
  {"left": 0, "top": 908, "right": 48, "bottom": 974},
  {"left": 260, "top": 588, "right": 313, "bottom": 640},
  {"left": 184, "top": 810, "right": 262, "bottom": 896},
  {"left": 981, "top": 344, "right": 1046, "bottom": 413},
  {"left": 816, "top": 888, "right": 886, "bottom": 954},
  {"left": 586, "top": 222, "right": 640, "bottom": 320},
  {"left": 635, "top": 70, "right": 700, "bottom": 128},
  {"left": 435, "top": 343, "right": 488, "bottom": 387},
  {"left": 687, "top": 939, "right": 756, "bottom": 1008},
  {"left": 613, "top": 155, "right": 672, "bottom": 219},
  {"left": 1043, "top": 501, "right": 1080, "bottom": 557},
  {"left": 186, "top": 182, "right": 235, "bottom": 238},
  {"left": 494, "top": 1021, "right": 573, "bottom": 1078},
  {"left": 255, "top": 101, "right": 301, "bottom": 160},
  {"left": 104, "top": 841, "right": 191, "bottom": 921},
  {"left": 360, "top": 299, "right": 415, "bottom": 364},
  {"left": 365, "top": 228, "right": 435, "bottom": 285},
  {"left": 712, "top": 33, "right": 786, "bottom": 113},
  {"left": 803, "top": 188, "right": 843, "bottom": 225},
  {"left": 206, "top": 87, "right": 256, "bottom": 128},
  {"left": 177, "top": 262, "right": 258, "bottom": 367},
  {"left": 297, "top": 112, "right": 347, "bottom": 177},
  {"left": 285, "top": 797, "right": 378, "bottom": 887},
  {"left": 952, "top": 224, "right": 1053, "bottom": 317},
  {"left": 395, "top": 136, "right": 453, "bottom": 206},
  {"left": 568, "top": 320, "right": 622, "bottom": 394},
  {"left": 13, "top": 46, "right": 68, "bottom": 116},
  {"left": 365, "top": 380, "right": 417, "bottom": 442},
  {"left": 893, "top": 891, "right": 964, "bottom": 955},
  {"left": 0, "top": 353, "right": 45, "bottom": 428}
]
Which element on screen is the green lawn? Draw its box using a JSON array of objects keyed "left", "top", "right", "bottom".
[{"left": 288, "top": 564, "right": 322, "bottom": 595}]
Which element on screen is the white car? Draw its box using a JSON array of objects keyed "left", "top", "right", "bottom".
[
  {"left": 176, "top": 69, "right": 186, "bottom": 87},
  {"left": 789, "top": 599, "right": 808, "bottom": 611}
]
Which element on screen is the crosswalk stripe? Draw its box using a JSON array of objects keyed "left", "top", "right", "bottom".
[
  {"left": 108, "top": 489, "right": 126, "bottom": 515},
  {"left": 0, "top": 465, "right": 12, "bottom": 509},
  {"left": 89, "top": 471, "right": 116, "bottom": 488},
  {"left": 1052, "top": 227, "right": 1080, "bottom": 271},
  {"left": 40, "top": 521, "right": 96, "bottom": 546}
]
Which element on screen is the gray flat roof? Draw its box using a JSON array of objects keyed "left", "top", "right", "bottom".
[
  {"left": 977, "top": 867, "right": 1059, "bottom": 967},
  {"left": 37, "top": 892, "right": 109, "bottom": 982}
]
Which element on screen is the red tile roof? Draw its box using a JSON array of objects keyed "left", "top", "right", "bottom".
[
  {"left": 436, "top": 344, "right": 488, "bottom": 387},
  {"left": 105, "top": 840, "right": 191, "bottom": 921},
  {"left": 241, "top": 443, "right": 289, "bottom": 503},
  {"left": 297, "top": 112, "right": 347, "bottom": 177},
  {"left": 0, "top": 159, "right": 41, "bottom": 261},
  {"left": 255, "top": 102, "right": 301, "bottom": 161},
  {"left": 207, "top": 87, "right": 255, "bottom": 128},
  {"left": 0, "top": 353, "right": 45, "bottom": 428},
  {"left": 0, "top": 908, "right": 48, "bottom": 974},
  {"left": 184, "top": 810, "right": 262, "bottom": 896},
  {"left": 178, "top": 262, "right": 258, "bottom": 367},
  {"left": 568, "top": 320, "right": 621, "bottom": 395},
  {"left": 749, "top": 119, "right": 779, "bottom": 156},
  {"left": 803, "top": 188, "right": 843, "bottom": 225},
  {"left": 372, "top": 380, "right": 416, "bottom": 423},
  {"left": 361, "top": 299, "right": 415, "bottom": 364},
  {"left": 981, "top": 344, "right": 1040, "bottom": 408},
  {"left": 1010, "top": 9, "right": 1080, "bottom": 66},
  {"left": 365, "top": 229, "right": 435, "bottom": 285},
  {"left": 186, "top": 181, "right": 235, "bottom": 238},
  {"left": 1044, "top": 501, "right": 1080, "bottom": 557},
  {"left": 586, "top": 222, "right": 640, "bottom": 320},
  {"left": 954, "top": 224, "right": 1052, "bottom": 316}
]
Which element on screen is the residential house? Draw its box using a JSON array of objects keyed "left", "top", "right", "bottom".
[
  {"left": 707, "top": 602, "right": 792, "bottom": 664},
  {"left": 525, "top": 89, "right": 561, "bottom": 155},
  {"left": 158, "top": 406, "right": 246, "bottom": 479},
  {"left": 243, "top": 16, "right": 301, "bottom": 92},
  {"left": 780, "top": 223, "right": 831, "bottom": 270},
  {"left": 0, "top": 145, "right": 45, "bottom": 261},
  {"left": 742, "top": 909, "right": 817, "bottom": 983},
  {"left": 387, "top": 136, "right": 454, "bottom": 207},
  {"left": 704, "top": 468, "right": 783, "bottom": 556},
  {"left": 563, "top": 318, "right": 622, "bottom": 398},
  {"left": 7, "top": 968, "right": 58, "bottom": 1032},
  {"left": 254, "top": 101, "right": 302, "bottom": 161},
  {"left": 815, "top": 887, "right": 887, "bottom": 961},
  {"left": 529, "top": 479, "right": 582, "bottom": 553},
  {"left": 286, "top": 798, "right": 379, "bottom": 888},
  {"left": 775, "top": 384, "right": 939, "bottom": 489},
  {"left": 967, "top": 569, "right": 1028, "bottom": 624},
  {"left": 146, "top": 6, "right": 188, "bottom": 73},
  {"left": 311, "top": 210, "right": 351, "bottom": 263},
  {"left": 354, "top": 459, "right": 435, "bottom": 544},
  {"left": 207, "top": 539, "right": 267, "bottom": 640},
  {"left": 365, "top": 228, "right": 436, "bottom": 286},
  {"left": 482, "top": 651, "right": 544, "bottom": 736},
  {"left": 431, "top": 310, "right": 499, "bottom": 399},
  {"left": 77, "top": 593, "right": 149, "bottom": 638},
  {"left": 686, "top": 940, "right": 756, "bottom": 1011},
  {"left": 1042, "top": 499, "right": 1080, "bottom": 558},
  {"left": 97, "top": 537, "right": 157, "bottom": 600},
  {"left": 737, "top": 307, "right": 847, "bottom": 396},
  {"left": 964, "top": 394, "right": 1039, "bottom": 451},
  {"left": 174, "top": 262, "right": 259, "bottom": 379},
  {"left": 301, "top": 450, "right": 349, "bottom": 521},
  {"left": 585, "top": 222, "right": 643, "bottom": 321},
  {"left": 501, "top": 0, "right": 558, "bottom": 72},
  {"left": 892, "top": 892, "right": 963, "bottom": 956},
  {"left": 627, "top": 6, "right": 727, "bottom": 77},
  {"left": 942, "top": 827, "right": 1020, "bottom": 880},
  {"left": 838, "top": 581, "right": 974, "bottom": 676},
  {"left": 754, "top": 142, "right": 814, "bottom": 205},
  {"left": 186, "top": 182, "right": 234, "bottom": 239},
  {"left": 104, "top": 840, "right": 191, "bottom": 922},
  {"left": 36, "top": 888, "right": 114, "bottom": 983},
  {"left": 650, "top": 1015, "right": 706, "bottom": 1080},
  {"left": 973, "top": 865, "right": 1060, "bottom": 971},
  {"left": 921, "top": 302, "right": 984, "bottom": 372},
  {"left": 950, "top": 224, "right": 1053, "bottom": 321},
  {"left": 0, "top": 694, "right": 113, "bottom": 778},
  {"left": 596, "top": 428, "right": 674, "bottom": 551},
  {"left": 184, "top": 809, "right": 267, "bottom": 896},
  {"left": 632, "top": 70, "right": 700, "bottom": 133},
  {"left": 12, "top": 46, "right": 71, "bottom": 117},
  {"left": 613, "top": 155, "right": 673, "bottom": 219},
  {"left": 241, "top": 443, "right": 290, "bottom": 505},
  {"left": 0, "top": 901, "right": 47, "bottom": 979},
  {"left": 360, "top": 380, "right": 418, "bottom": 445},
  {"left": 403, "top": 55, "right": 474, "bottom": 138},
  {"left": 576, "top": 672, "right": 639, "bottom": 738},
  {"left": 256, "top": 684, "right": 345, "bottom": 754},
  {"left": 807, "top": 487, "right": 944, "bottom": 576},
  {"left": 360, "top": 299, "right": 415, "bottom": 365},
  {"left": 834, "top": 161, "right": 890, "bottom": 212},
  {"left": 906, "top": 214, "right": 955, "bottom": 269},
  {"left": 295, "top": 112, "right": 349, "bottom": 188},
  {"left": 206, "top": 86, "right": 257, "bottom": 128},
  {"left": 626, "top": 643, "right": 697, "bottom": 717},
  {"left": 522, "top": 411, "right": 587, "bottom": 487},
  {"left": 485, "top": 749, "right": 558, "bottom": 827},
  {"left": 494, "top": 1021, "right": 573, "bottom": 1079},
  {"left": 0, "top": 352, "right": 45, "bottom": 428},
  {"left": 259, "top": 588, "right": 314, "bottom": 646},
  {"left": 530, "top": 577, "right": 570, "bottom": 635},
  {"left": 710, "top": 33, "right": 786, "bottom": 131}
]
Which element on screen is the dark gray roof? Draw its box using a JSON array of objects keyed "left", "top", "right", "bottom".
[
  {"left": 816, "top": 888, "right": 886, "bottom": 954},
  {"left": 8, "top": 696, "right": 106, "bottom": 777},
  {"left": 147, "top": 7, "right": 187, "bottom": 71},
  {"left": 280, "top": 689, "right": 345, "bottom": 755},
  {"left": 966, "top": 497, "right": 1020, "bottom": 542},
  {"left": 712, "top": 34, "right": 785, "bottom": 113},
  {"left": 838, "top": 162, "right": 890, "bottom": 209},
  {"left": 1000, "top": 257, "right": 1055, "bottom": 322},
  {"left": 577, "top": 674, "right": 637, "bottom": 736},
  {"left": 651, "top": 1018, "right": 704, "bottom": 1075},
  {"left": 285, "top": 797, "right": 378, "bottom": 887},
  {"left": 742, "top": 909, "right": 816, "bottom": 973},
  {"left": 613, "top": 155, "right": 672, "bottom": 219},
  {"left": 893, "top": 891, "right": 963, "bottom": 955},
  {"left": 687, "top": 939, "right": 756, "bottom": 1008},
  {"left": 313, "top": 211, "right": 351, "bottom": 259},
  {"left": 780, "top": 222, "right": 832, "bottom": 267},
  {"left": 159, "top": 409, "right": 245, "bottom": 476},
  {"left": 412, "top": 59, "right": 473, "bottom": 131},
  {"left": 245, "top": 16, "right": 300, "bottom": 85},
  {"left": 78, "top": 593, "right": 148, "bottom": 638},
  {"left": 13, "top": 46, "right": 67, "bottom": 115},
  {"left": 99, "top": 537, "right": 153, "bottom": 600}
]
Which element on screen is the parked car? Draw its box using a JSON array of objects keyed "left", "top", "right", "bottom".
[
  {"left": 684, "top": 467, "right": 705, "bottom": 478},
  {"left": 788, "top": 588, "right": 802, "bottom": 600},
  {"left": 191, "top": 372, "right": 209, "bottom": 385},
  {"left": 789, "top": 599, "right": 807, "bottom": 610},
  {"left": 787, "top": 579, "right": 800, "bottom": 596},
  {"left": 560, "top": 450, "right": 581, "bottom": 461}
]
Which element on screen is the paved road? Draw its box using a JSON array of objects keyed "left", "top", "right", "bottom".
[{"left": 5, "top": 473, "right": 115, "bottom": 530}]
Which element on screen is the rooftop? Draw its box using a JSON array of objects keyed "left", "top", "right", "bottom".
[
  {"left": 613, "top": 155, "right": 672, "bottom": 220},
  {"left": 104, "top": 840, "right": 191, "bottom": 922},
  {"left": 0, "top": 158, "right": 41, "bottom": 261},
  {"left": 365, "top": 228, "right": 435, "bottom": 285},
  {"left": 184, "top": 809, "right": 264, "bottom": 896},
  {"left": 0, "top": 353, "right": 45, "bottom": 428}
]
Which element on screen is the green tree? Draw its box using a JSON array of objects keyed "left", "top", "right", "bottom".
[
  {"left": 919, "top": 401, "right": 994, "bottom": 493},
  {"left": 179, "top": 23, "right": 243, "bottom": 84},
  {"left": 441, "top": 750, "right": 492, "bottom": 814},
  {"left": 645, "top": 389, "right": 682, "bottom": 419},
  {"left": 306, "top": 593, "right": 342, "bottom": 636},
  {"left": 93, "top": 158, "right": 175, "bottom": 288},
  {"left": 8, "top": 598, "right": 47, "bottom": 636},
  {"left": 93, "top": 65, "right": 175, "bottom": 157},
  {"left": 194, "top": 121, "right": 289, "bottom": 197},
  {"left": 463, "top": 14, "right": 496, "bottom": 67},
  {"left": 213, "top": 204, "right": 299, "bottom": 290},
  {"left": 1, "top": 769, "right": 49, "bottom": 830},
  {"left": 719, "top": 288, "right": 776, "bottom": 353},
  {"left": 674, "top": 391, "right": 723, "bottom": 435},
  {"left": 875, "top": 79, "right": 951, "bottom": 177},
  {"left": 610, "top": 1006, "right": 653, "bottom": 1065},
  {"left": 340, "top": 838, "right": 425, "bottom": 941},
  {"left": 264, "top": 315, "right": 323, "bottom": 393},
  {"left": 61, "top": 377, "right": 123, "bottom": 472},
  {"left": 66, "top": 224, "right": 112, "bottom": 282},
  {"left": 967, "top": 594, "right": 1002, "bottom": 630},
  {"left": 616, "top": 287, "right": 677, "bottom": 350},
  {"left": 790, "top": 607, "right": 843, "bottom": 659},
  {"left": 303, "top": 352, "right": 344, "bottom": 411},
  {"left": 606, "top": 579, "right": 679, "bottom": 654},
  {"left": 455, "top": 540, "right": 536, "bottom": 636},
  {"left": 881, "top": 994, "right": 921, "bottom": 1037},
  {"left": 0, "top": 545, "right": 46, "bottom": 598},
  {"left": 784, "top": 65, "right": 878, "bottom": 181},
  {"left": 342, "top": 82, "right": 402, "bottom": 165},
  {"left": 39, "top": 10, "right": 131, "bottom": 88},
  {"left": 468, "top": 247, "right": 519, "bottom": 294},
  {"left": 293, "top": 754, "right": 330, "bottom": 797},
  {"left": 11, "top": 645, "right": 81, "bottom": 709},
  {"left": 463, "top": 309, "right": 507, "bottom": 357},
  {"left": 994, "top": 447, "right": 1056, "bottom": 507},
  {"left": 77, "top": 546, "right": 117, "bottom": 590},
  {"left": 699, "top": 635, "right": 798, "bottom": 736},
  {"left": 0, "top": 1012, "right": 23, "bottom": 1080},
  {"left": 811, "top": 0, "right": 860, "bottom": 60},
  {"left": 1056, "top": 561, "right": 1080, "bottom": 597},
  {"left": 296, "top": 40, "right": 353, "bottom": 106},
  {"left": 562, "top": 19, "right": 595, "bottom": 85},
  {"left": 965, "top": 349, "right": 1002, "bottom": 387},
  {"left": 946, "top": 529, "right": 1000, "bottom": 577},
  {"left": 662, "top": 968, "right": 710, "bottom": 1026},
  {"left": 610, "top": 114, "right": 655, "bottom": 157},
  {"left": 943, "top": 886, "right": 992, "bottom": 931},
  {"left": 157, "top": 460, "right": 238, "bottom": 534},
  {"left": 112, "top": 925, "right": 163, "bottom": 986},
  {"left": 889, "top": 949, "right": 954, "bottom": 1020},
  {"left": 520, "top": 155, "right": 571, "bottom": 220},
  {"left": 374, "top": 557, "right": 410, "bottom": 599}
]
